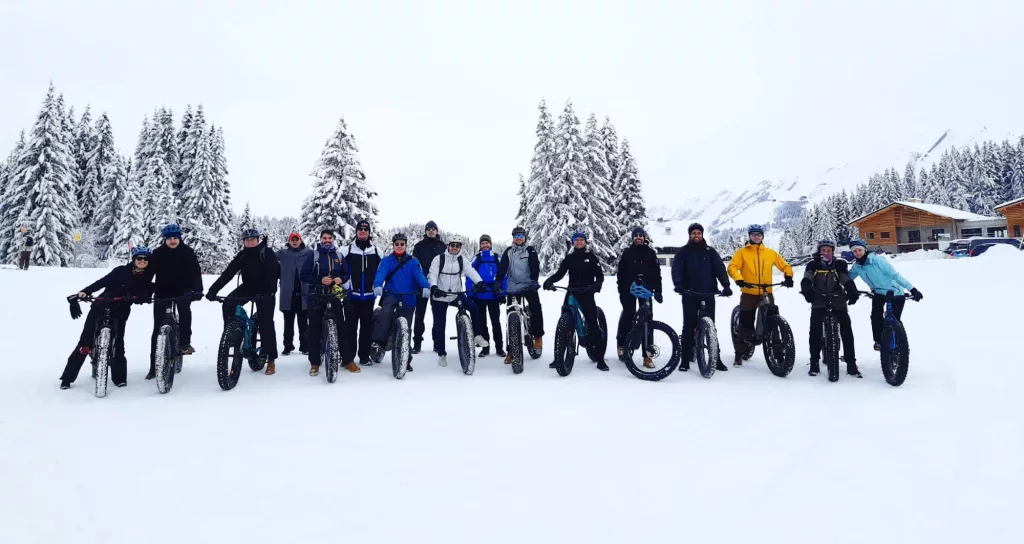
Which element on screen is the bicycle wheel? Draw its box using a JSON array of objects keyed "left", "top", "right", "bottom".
[
  {"left": 370, "top": 308, "right": 385, "bottom": 363},
  {"left": 695, "top": 316, "right": 719, "bottom": 379},
  {"left": 762, "top": 315, "right": 796, "bottom": 378},
  {"left": 155, "top": 324, "right": 175, "bottom": 394},
  {"left": 94, "top": 327, "right": 112, "bottom": 399},
  {"left": 248, "top": 313, "right": 267, "bottom": 371},
  {"left": 324, "top": 315, "right": 341, "bottom": 383},
  {"left": 507, "top": 311, "right": 524, "bottom": 374},
  {"left": 216, "top": 322, "right": 245, "bottom": 391},
  {"left": 731, "top": 306, "right": 755, "bottom": 361},
  {"left": 880, "top": 320, "right": 910, "bottom": 386},
  {"left": 623, "top": 319, "right": 680, "bottom": 381},
  {"left": 823, "top": 315, "right": 841, "bottom": 382},
  {"left": 392, "top": 315, "right": 410, "bottom": 379},
  {"left": 586, "top": 307, "right": 608, "bottom": 363},
  {"left": 456, "top": 312, "right": 475, "bottom": 375},
  {"left": 552, "top": 312, "right": 577, "bottom": 377}
]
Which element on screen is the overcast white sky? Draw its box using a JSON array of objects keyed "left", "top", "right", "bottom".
[{"left": 2, "top": 0, "right": 1023, "bottom": 237}]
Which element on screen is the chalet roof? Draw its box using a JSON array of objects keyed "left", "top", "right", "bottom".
[
  {"left": 995, "top": 196, "right": 1024, "bottom": 211},
  {"left": 848, "top": 201, "right": 994, "bottom": 226}
]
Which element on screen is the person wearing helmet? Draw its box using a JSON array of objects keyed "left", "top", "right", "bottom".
[
  {"left": 615, "top": 227, "right": 662, "bottom": 366},
  {"left": 371, "top": 232, "right": 432, "bottom": 371},
  {"left": 341, "top": 220, "right": 383, "bottom": 366},
  {"left": 672, "top": 223, "right": 732, "bottom": 372},
  {"left": 60, "top": 247, "right": 155, "bottom": 389},
  {"left": 300, "top": 229, "right": 356, "bottom": 377},
  {"left": 428, "top": 236, "right": 489, "bottom": 367},
  {"left": 496, "top": 226, "right": 544, "bottom": 357},
  {"left": 145, "top": 224, "right": 204, "bottom": 380},
  {"left": 848, "top": 239, "right": 922, "bottom": 351},
  {"left": 543, "top": 231, "right": 608, "bottom": 370},
  {"left": 467, "top": 234, "right": 507, "bottom": 358},
  {"left": 206, "top": 228, "right": 281, "bottom": 371},
  {"left": 276, "top": 231, "right": 313, "bottom": 358},
  {"left": 727, "top": 224, "right": 794, "bottom": 366},
  {"left": 411, "top": 221, "right": 447, "bottom": 354},
  {"left": 801, "top": 240, "right": 861, "bottom": 377}
]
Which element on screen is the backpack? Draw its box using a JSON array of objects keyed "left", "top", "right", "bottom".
[{"left": 438, "top": 253, "right": 464, "bottom": 276}]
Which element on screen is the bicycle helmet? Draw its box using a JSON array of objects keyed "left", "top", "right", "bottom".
[
  {"left": 448, "top": 236, "right": 464, "bottom": 246},
  {"left": 392, "top": 232, "right": 408, "bottom": 243},
  {"left": 850, "top": 239, "right": 867, "bottom": 250},
  {"left": 817, "top": 239, "right": 836, "bottom": 250},
  {"left": 511, "top": 226, "right": 527, "bottom": 237},
  {"left": 747, "top": 224, "right": 765, "bottom": 236},
  {"left": 161, "top": 224, "right": 182, "bottom": 238},
  {"left": 241, "top": 227, "right": 261, "bottom": 240},
  {"left": 688, "top": 222, "right": 704, "bottom": 234},
  {"left": 131, "top": 246, "right": 152, "bottom": 258}
]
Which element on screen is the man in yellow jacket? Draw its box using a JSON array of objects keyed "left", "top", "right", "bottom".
[{"left": 727, "top": 224, "right": 794, "bottom": 365}]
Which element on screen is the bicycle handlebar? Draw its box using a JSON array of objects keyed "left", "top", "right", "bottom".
[
  {"left": 212, "top": 295, "right": 273, "bottom": 303},
  {"left": 151, "top": 293, "right": 200, "bottom": 303},
  {"left": 857, "top": 290, "right": 914, "bottom": 300},
  {"left": 73, "top": 294, "right": 139, "bottom": 303},
  {"left": 551, "top": 285, "right": 598, "bottom": 293},
  {"left": 747, "top": 282, "right": 785, "bottom": 288},
  {"left": 680, "top": 290, "right": 722, "bottom": 297},
  {"left": 382, "top": 290, "right": 418, "bottom": 296}
]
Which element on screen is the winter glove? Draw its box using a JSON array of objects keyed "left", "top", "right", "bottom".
[
  {"left": 802, "top": 291, "right": 815, "bottom": 304},
  {"left": 735, "top": 280, "right": 750, "bottom": 289},
  {"left": 654, "top": 291, "right": 663, "bottom": 304},
  {"left": 844, "top": 281, "right": 860, "bottom": 306},
  {"left": 542, "top": 280, "right": 555, "bottom": 291},
  {"left": 783, "top": 276, "right": 794, "bottom": 288},
  {"left": 430, "top": 286, "right": 440, "bottom": 298},
  {"left": 421, "top": 287, "right": 432, "bottom": 299},
  {"left": 205, "top": 292, "right": 217, "bottom": 302},
  {"left": 373, "top": 286, "right": 383, "bottom": 298},
  {"left": 492, "top": 283, "right": 502, "bottom": 295},
  {"left": 473, "top": 283, "right": 487, "bottom": 294},
  {"left": 67, "top": 295, "right": 83, "bottom": 320},
  {"left": 594, "top": 284, "right": 602, "bottom": 293},
  {"left": 189, "top": 291, "right": 204, "bottom": 302},
  {"left": 720, "top": 285, "right": 732, "bottom": 297},
  {"left": 910, "top": 288, "right": 923, "bottom": 302},
  {"left": 529, "top": 281, "right": 541, "bottom": 291}
]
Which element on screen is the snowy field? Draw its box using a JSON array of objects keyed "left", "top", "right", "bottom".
[{"left": 2, "top": 249, "right": 1022, "bottom": 544}]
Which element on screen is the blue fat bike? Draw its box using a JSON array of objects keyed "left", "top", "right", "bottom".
[
  {"left": 550, "top": 285, "right": 608, "bottom": 377},
  {"left": 213, "top": 295, "right": 270, "bottom": 391},
  {"left": 860, "top": 290, "right": 916, "bottom": 386}
]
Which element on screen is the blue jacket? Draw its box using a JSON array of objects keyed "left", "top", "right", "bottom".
[
  {"left": 849, "top": 253, "right": 914, "bottom": 295},
  {"left": 466, "top": 250, "right": 506, "bottom": 300},
  {"left": 373, "top": 252, "right": 430, "bottom": 307},
  {"left": 300, "top": 244, "right": 352, "bottom": 305}
]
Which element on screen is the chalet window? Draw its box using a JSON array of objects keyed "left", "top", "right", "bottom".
[
  {"left": 881, "top": 232, "right": 891, "bottom": 239},
  {"left": 930, "top": 229, "right": 945, "bottom": 242},
  {"left": 961, "top": 228, "right": 982, "bottom": 238},
  {"left": 1015, "top": 225, "right": 1021, "bottom": 238},
  {"left": 866, "top": 233, "right": 875, "bottom": 240},
  {"left": 987, "top": 227, "right": 1007, "bottom": 238},
  {"left": 907, "top": 230, "right": 921, "bottom": 243}
]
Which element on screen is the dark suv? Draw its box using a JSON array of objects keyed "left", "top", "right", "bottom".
[{"left": 945, "top": 237, "right": 1023, "bottom": 257}]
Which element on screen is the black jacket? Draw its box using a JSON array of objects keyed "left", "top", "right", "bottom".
[
  {"left": 82, "top": 262, "right": 154, "bottom": 300},
  {"left": 147, "top": 242, "right": 203, "bottom": 297},
  {"left": 343, "top": 239, "right": 382, "bottom": 300},
  {"left": 412, "top": 236, "right": 446, "bottom": 274},
  {"left": 671, "top": 240, "right": 730, "bottom": 294},
  {"left": 208, "top": 240, "right": 281, "bottom": 296},
  {"left": 545, "top": 248, "right": 604, "bottom": 291},
  {"left": 616, "top": 243, "right": 662, "bottom": 295},
  {"left": 801, "top": 254, "right": 856, "bottom": 309}
]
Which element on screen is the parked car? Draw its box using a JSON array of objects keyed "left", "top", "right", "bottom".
[{"left": 945, "top": 237, "right": 1022, "bottom": 257}]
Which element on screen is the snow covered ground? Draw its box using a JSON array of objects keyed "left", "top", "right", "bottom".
[{"left": 2, "top": 250, "right": 1022, "bottom": 543}]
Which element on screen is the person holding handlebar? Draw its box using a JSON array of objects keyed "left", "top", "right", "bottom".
[
  {"left": 727, "top": 224, "right": 794, "bottom": 366},
  {"left": 300, "top": 229, "right": 356, "bottom": 376},
  {"left": 543, "top": 231, "right": 606, "bottom": 370},
  {"left": 672, "top": 223, "right": 732, "bottom": 372},
  {"left": 848, "top": 239, "right": 923, "bottom": 351}
]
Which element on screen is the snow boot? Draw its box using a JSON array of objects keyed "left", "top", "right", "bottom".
[
  {"left": 643, "top": 356, "right": 655, "bottom": 369},
  {"left": 873, "top": 342, "right": 881, "bottom": 352},
  {"left": 733, "top": 353, "right": 744, "bottom": 367},
  {"left": 809, "top": 359, "right": 820, "bottom": 377},
  {"left": 181, "top": 345, "right": 195, "bottom": 355},
  {"left": 847, "top": 361, "right": 863, "bottom": 378},
  {"left": 60, "top": 380, "right": 71, "bottom": 390},
  {"left": 145, "top": 369, "right": 156, "bottom": 380},
  {"left": 504, "top": 353, "right": 512, "bottom": 364},
  {"left": 115, "top": 382, "right": 126, "bottom": 388},
  {"left": 548, "top": 361, "right": 557, "bottom": 369},
  {"left": 617, "top": 346, "right": 626, "bottom": 362},
  {"left": 412, "top": 340, "right": 422, "bottom": 355},
  {"left": 438, "top": 355, "right": 447, "bottom": 367},
  {"left": 309, "top": 365, "right": 320, "bottom": 377},
  {"left": 344, "top": 362, "right": 361, "bottom": 373},
  {"left": 533, "top": 337, "right": 543, "bottom": 350},
  {"left": 596, "top": 360, "right": 610, "bottom": 371},
  {"left": 715, "top": 359, "right": 729, "bottom": 372},
  {"left": 479, "top": 346, "right": 490, "bottom": 357},
  {"left": 474, "top": 335, "right": 489, "bottom": 348},
  {"left": 495, "top": 346, "right": 506, "bottom": 358},
  {"left": 265, "top": 360, "right": 276, "bottom": 375},
  {"left": 359, "top": 358, "right": 372, "bottom": 366},
  {"left": 407, "top": 361, "right": 414, "bottom": 372},
  {"left": 282, "top": 346, "right": 294, "bottom": 356}
]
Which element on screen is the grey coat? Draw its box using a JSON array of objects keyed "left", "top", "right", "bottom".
[{"left": 276, "top": 243, "right": 312, "bottom": 311}]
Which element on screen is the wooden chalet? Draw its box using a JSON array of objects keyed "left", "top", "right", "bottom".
[
  {"left": 995, "top": 197, "right": 1024, "bottom": 238},
  {"left": 847, "top": 199, "right": 1005, "bottom": 253}
]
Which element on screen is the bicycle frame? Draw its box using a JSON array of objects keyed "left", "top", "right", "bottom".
[{"left": 859, "top": 290, "right": 913, "bottom": 350}]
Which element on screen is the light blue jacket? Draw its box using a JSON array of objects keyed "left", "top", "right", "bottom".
[{"left": 849, "top": 253, "right": 914, "bottom": 295}]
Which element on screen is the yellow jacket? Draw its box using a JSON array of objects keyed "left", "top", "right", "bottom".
[{"left": 728, "top": 243, "right": 794, "bottom": 295}]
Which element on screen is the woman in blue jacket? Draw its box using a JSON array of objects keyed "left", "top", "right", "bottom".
[
  {"left": 848, "top": 240, "right": 923, "bottom": 350},
  {"left": 467, "top": 235, "right": 507, "bottom": 358}
]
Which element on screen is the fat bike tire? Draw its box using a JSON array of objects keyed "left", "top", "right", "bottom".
[
  {"left": 731, "top": 305, "right": 755, "bottom": 361},
  {"left": 94, "top": 327, "right": 112, "bottom": 399},
  {"left": 623, "top": 319, "right": 680, "bottom": 381},
  {"left": 324, "top": 315, "right": 341, "bottom": 383},
  {"left": 456, "top": 313, "right": 475, "bottom": 375},
  {"left": 763, "top": 315, "right": 796, "bottom": 378},
  {"left": 552, "top": 312, "right": 576, "bottom": 377},
  {"left": 507, "top": 311, "right": 524, "bottom": 374},
  {"left": 392, "top": 315, "right": 410, "bottom": 380},
  {"left": 695, "top": 317, "right": 720, "bottom": 379},
  {"left": 824, "top": 315, "right": 841, "bottom": 383},
  {"left": 370, "top": 308, "right": 385, "bottom": 364},
  {"left": 881, "top": 321, "right": 910, "bottom": 386},
  {"left": 155, "top": 325, "right": 175, "bottom": 394},
  {"left": 217, "top": 322, "right": 244, "bottom": 391}
]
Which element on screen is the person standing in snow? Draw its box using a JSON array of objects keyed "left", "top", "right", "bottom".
[
  {"left": 299, "top": 229, "right": 357, "bottom": 376},
  {"left": 615, "top": 227, "right": 662, "bottom": 365},
  {"left": 543, "top": 231, "right": 608, "bottom": 371},
  {"left": 341, "top": 220, "right": 382, "bottom": 366},
  {"left": 411, "top": 221, "right": 446, "bottom": 354},
  {"left": 60, "top": 247, "right": 154, "bottom": 390},
  {"left": 727, "top": 224, "right": 794, "bottom": 366},
  {"left": 276, "top": 231, "right": 312, "bottom": 356},
  {"left": 800, "top": 240, "right": 861, "bottom": 377},
  {"left": 466, "top": 234, "right": 506, "bottom": 358},
  {"left": 496, "top": 226, "right": 544, "bottom": 356},
  {"left": 18, "top": 232, "right": 33, "bottom": 270},
  {"left": 428, "top": 236, "right": 489, "bottom": 367},
  {"left": 671, "top": 223, "right": 732, "bottom": 372},
  {"left": 205, "top": 228, "right": 281, "bottom": 374},
  {"left": 145, "top": 224, "right": 204, "bottom": 380},
  {"left": 847, "top": 239, "right": 923, "bottom": 352},
  {"left": 371, "top": 233, "right": 432, "bottom": 371}
]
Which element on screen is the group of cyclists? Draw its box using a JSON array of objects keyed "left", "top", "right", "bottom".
[{"left": 58, "top": 218, "right": 924, "bottom": 390}]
